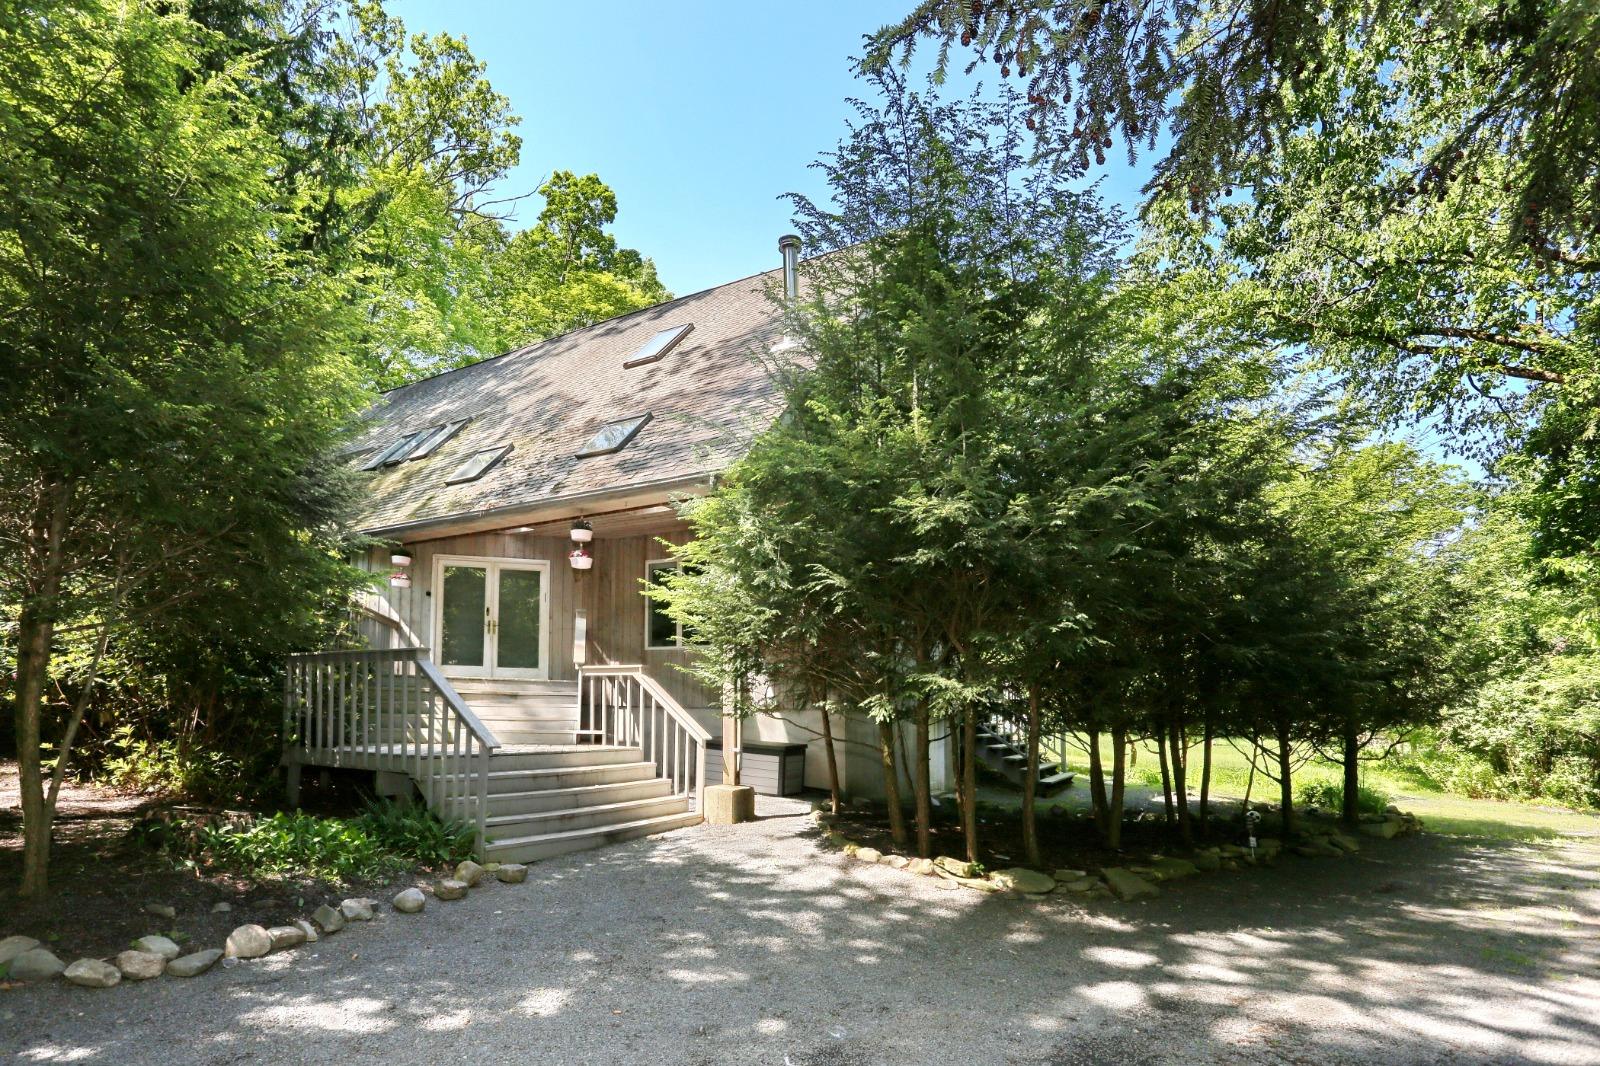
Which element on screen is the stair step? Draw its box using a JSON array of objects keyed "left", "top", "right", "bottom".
[
  {"left": 485, "top": 810, "right": 702, "bottom": 863},
  {"left": 426, "top": 760, "right": 656, "bottom": 796},
  {"left": 483, "top": 746, "right": 642, "bottom": 772},
  {"left": 481, "top": 777, "right": 674, "bottom": 816},
  {"left": 487, "top": 793, "right": 688, "bottom": 836}
]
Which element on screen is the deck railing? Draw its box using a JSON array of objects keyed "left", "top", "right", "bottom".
[
  {"left": 284, "top": 648, "right": 500, "bottom": 851},
  {"left": 579, "top": 665, "right": 711, "bottom": 815}
]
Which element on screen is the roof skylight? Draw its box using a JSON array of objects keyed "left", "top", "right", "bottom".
[
  {"left": 361, "top": 430, "right": 425, "bottom": 470},
  {"left": 577, "top": 414, "right": 651, "bottom": 458},
  {"left": 623, "top": 324, "right": 693, "bottom": 369},
  {"left": 446, "top": 444, "right": 511, "bottom": 485},
  {"left": 407, "top": 418, "right": 469, "bottom": 460}
]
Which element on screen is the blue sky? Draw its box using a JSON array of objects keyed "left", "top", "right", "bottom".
[{"left": 391, "top": 0, "right": 1152, "bottom": 296}]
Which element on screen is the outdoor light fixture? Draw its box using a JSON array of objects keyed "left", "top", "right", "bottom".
[
  {"left": 569, "top": 545, "right": 593, "bottom": 570},
  {"left": 570, "top": 519, "right": 593, "bottom": 543}
]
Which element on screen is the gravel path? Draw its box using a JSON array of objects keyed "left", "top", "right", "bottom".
[{"left": 5, "top": 795, "right": 1598, "bottom": 1065}]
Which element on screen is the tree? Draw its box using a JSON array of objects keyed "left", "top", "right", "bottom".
[{"left": 0, "top": 0, "right": 367, "bottom": 895}]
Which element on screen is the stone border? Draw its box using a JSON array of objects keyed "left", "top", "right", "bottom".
[
  {"left": 0, "top": 859, "right": 533, "bottom": 990},
  {"left": 810, "top": 803, "right": 1424, "bottom": 903}
]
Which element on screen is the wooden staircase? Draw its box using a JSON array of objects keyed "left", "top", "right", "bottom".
[
  {"left": 448, "top": 678, "right": 582, "bottom": 745},
  {"left": 422, "top": 744, "right": 702, "bottom": 863},
  {"left": 976, "top": 719, "right": 1076, "bottom": 795}
]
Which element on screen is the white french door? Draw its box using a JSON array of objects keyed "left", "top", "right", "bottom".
[{"left": 432, "top": 556, "right": 550, "bottom": 679}]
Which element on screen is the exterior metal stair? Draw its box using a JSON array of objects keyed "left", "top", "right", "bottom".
[{"left": 975, "top": 721, "right": 1076, "bottom": 796}]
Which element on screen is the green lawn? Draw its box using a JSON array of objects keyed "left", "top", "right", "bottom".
[{"left": 1042, "top": 735, "right": 1600, "bottom": 844}]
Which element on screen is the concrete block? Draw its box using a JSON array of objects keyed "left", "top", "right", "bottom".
[{"left": 705, "top": 784, "right": 756, "bottom": 825}]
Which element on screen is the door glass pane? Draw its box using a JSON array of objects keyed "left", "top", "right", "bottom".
[
  {"left": 440, "top": 565, "right": 487, "bottom": 667},
  {"left": 646, "top": 562, "right": 679, "bottom": 648},
  {"left": 497, "top": 567, "right": 543, "bottom": 671}
]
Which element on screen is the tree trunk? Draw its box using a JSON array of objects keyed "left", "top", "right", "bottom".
[
  {"left": 1157, "top": 731, "right": 1174, "bottom": 827},
  {"left": 1106, "top": 725, "right": 1127, "bottom": 850},
  {"left": 1086, "top": 726, "right": 1108, "bottom": 835},
  {"left": 1021, "top": 687, "right": 1042, "bottom": 868},
  {"left": 1198, "top": 718, "right": 1214, "bottom": 836},
  {"left": 1169, "top": 718, "right": 1192, "bottom": 848},
  {"left": 818, "top": 705, "right": 842, "bottom": 815},
  {"left": 878, "top": 720, "right": 907, "bottom": 848},
  {"left": 961, "top": 704, "right": 979, "bottom": 864},
  {"left": 16, "top": 482, "right": 72, "bottom": 898},
  {"left": 913, "top": 702, "right": 932, "bottom": 857},
  {"left": 1276, "top": 718, "right": 1296, "bottom": 839},
  {"left": 1342, "top": 721, "right": 1360, "bottom": 828}
]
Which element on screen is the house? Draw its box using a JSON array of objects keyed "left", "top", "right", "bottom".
[{"left": 283, "top": 237, "right": 955, "bottom": 862}]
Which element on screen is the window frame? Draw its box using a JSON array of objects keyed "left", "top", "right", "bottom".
[
  {"left": 407, "top": 417, "right": 470, "bottom": 461},
  {"left": 576, "top": 413, "right": 652, "bottom": 458},
  {"left": 623, "top": 324, "right": 694, "bottom": 369},
  {"left": 445, "top": 443, "right": 512, "bottom": 485},
  {"left": 644, "top": 558, "right": 686, "bottom": 650}
]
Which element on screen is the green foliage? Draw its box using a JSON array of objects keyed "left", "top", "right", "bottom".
[
  {"left": 102, "top": 725, "right": 278, "bottom": 809},
  {"left": 150, "top": 801, "right": 473, "bottom": 882},
  {"left": 1296, "top": 780, "right": 1391, "bottom": 818}
]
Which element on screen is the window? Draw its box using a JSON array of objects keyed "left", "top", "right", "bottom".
[
  {"left": 360, "top": 430, "right": 426, "bottom": 470},
  {"left": 446, "top": 444, "right": 511, "bottom": 485},
  {"left": 407, "top": 418, "right": 469, "bottom": 460},
  {"left": 623, "top": 324, "right": 693, "bottom": 369},
  {"left": 577, "top": 413, "right": 651, "bottom": 458},
  {"left": 645, "top": 559, "right": 685, "bottom": 649}
]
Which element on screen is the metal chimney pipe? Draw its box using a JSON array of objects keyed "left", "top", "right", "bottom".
[{"left": 778, "top": 234, "right": 801, "bottom": 302}]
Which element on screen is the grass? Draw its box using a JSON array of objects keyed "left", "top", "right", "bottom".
[{"left": 1045, "top": 734, "right": 1600, "bottom": 844}]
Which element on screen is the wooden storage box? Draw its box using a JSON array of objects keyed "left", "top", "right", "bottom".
[{"left": 707, "top": 739, "right": 807, "bottom": 796}]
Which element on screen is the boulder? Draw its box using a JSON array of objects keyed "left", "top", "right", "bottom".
[
  {"left": 1060, "top": 877, "right": 1100, "bottom": 893},
  {"left": 934, "top": 856, "right": 979, "bottom": 879},
  {"left": 115, "top": 950, "right": 166, "bottom": 980},
  {"left": 64, "top": 958, "right": 121, "bottom": 988},
  {"left": 210, "top": 901, "right": 233, "bottom": 914},
  {"left": 855, "top": 847, "right": 883, "bottom": 864},
  {"left": 938, "top": 872, "right": 1002, "bottom": 892},
  {"left": 1191, "top": 849, "right": 1222, "bottom": 872},
  {"left": 989, "top": 868, "right": 1056, "bottom": 895},
  {"left": 1150, "top": 857, "right": 1201, "bottom": 880},
  {"left": 1328, "top": 832, "right": 1361, "bottom": 854},
  {"left": 339, "top": 898, "right": 376, "bottom": 922},
  {"left": 311, "top": 904, "right": 346, "bottom": 934},
  {"left": 434, "top": 878, "right": 469, "bottom": 901},
  {"left": 8, "top": 947, "right": 66, "bottom": 981},
  {"left": 1360, "top": 819, "right": 1400, "bottom": 839},
  {"left": 1052, "top": 869, "right": 1089, "bottom": 882},
  {"left": 225, "top": 924, "right": 272, "bottom": 959},
  {"left": 167, "top": 948, "right": 223, "bottom": 978},
  {"left": 0, "top": 935, "right": 42, "bottom": 969},
  {"left": 906, "top": 858, "right": 936, "bottom": 876},
  {"left": 453, "top": 860, "right": 486, "bottom": 887},
  {"left": 393, "top": 888, "right": 426, "bottom": 913},
  {"left": 884, "top": 855, "right": 909, "bottom": 870},
  {"left": 143, "top": 902, "right": 176, "bottom": 920},
  {"left": 266, "top": 925, "right": 307, "bottom": 951},
  {"left": 132, "top": 934, "right": 181, "bottom": 961},
  {"left": 1292, "top": 839, "right": 1343, "bottom": 858},
  {"left": 292, "top": 919, "right": 320, "bottom": 943},
  {"left": 1102, "top": 867, "right": 1160, "bottom": 902},
  {"left": 494, "top": 864, "right": 528, "bottom": 884}
]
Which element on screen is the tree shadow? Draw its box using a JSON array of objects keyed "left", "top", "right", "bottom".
[{"left": 5, "top": 797, "right": 1597, "bottom": 1065}]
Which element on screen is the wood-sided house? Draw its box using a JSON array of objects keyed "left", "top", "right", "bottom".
[{"left": 283, "top": 238, "right": 942, "bottom": 863}]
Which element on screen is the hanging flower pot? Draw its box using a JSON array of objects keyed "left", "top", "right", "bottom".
[
  {"left": 570, "top": 519, "right": 593, "bottom": 543},
  {"left": 569, "top": 545, "right": 593, "bottom": 570},
  {"left": 390, "top": 570, "right": 412, "bottom": 588},
  {"left": 390, "top": 548, "right": 414, "bottom": 567}
]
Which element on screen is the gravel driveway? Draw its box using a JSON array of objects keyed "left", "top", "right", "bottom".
[{"left": 5, "top": 795, "right": 1598, "bottom": 1065}]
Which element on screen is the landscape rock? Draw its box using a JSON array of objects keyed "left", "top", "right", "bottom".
[
  {"left": 143, "top": 902, "right": 176, "bottom": 920},
  {"left": 855, "top": 847, "right": 883, "bottom": 864},
  {"left": 434, "top": 878, "right": 469, "bottom": 901},
  {"left": 311, "top": 904, "right": 346, "bottom": 934},
  {"left": 0, "top": 935, "right": 41, "bottom": 969},
  {"left": 1192, "top": 849, "right": 1222, "bottom": 872},
  {"left": 453, "top": 860, "right": 486, "bottom": 887},
  {"left": 906, "top": 858, "right": 936, "bottom": 876},
  {"left": 494, "top": 863, "right": 528, "bottom": 884},
  {"left": 267, "top": 925, "right": 307, "bottom": 951},
  {"left": 8, "top": 947, "right": 66, "bottom": 981},
  {"left": 884, "top": 855, "right": 909, "bottom": 870},
  {"left": 1060, "top": 877, "right": 1100, "bottom": 893},
  {"left": 1052, "top": 869, "right": 1088, "bottom": 882},
  {"left": 339, "top": 898, "right": 376, "bottom": 922},
  {"left": 115, "top": 950, "right": 165, "bottom": 980},
  {"left": 64, "top": 958, "right": 121, "bottom": 988},
  {"left": 1102, "top": 867, "right": 1161, "bottom": 902},
  {"left": 1150, "top": 857, "right": 1201, "bottom": 880},
  {"left": 292, "top": 919, "right": 319, "bottom": 943},
  {"left": 989, "top": 867, "right": 1057, "bottom": 895},
  {"left": 1360, "top": 820, "right": 1401, "bottom": 839},
  {"left": 1293, "top": 839, "right": 1344, "bottom": 858},
  {"left": 211, "top": 901, "right": 233, "bottom": 914},
  {"left": 167, "top": 948, "right": 223, "bottom": 978},
  {"left": 225, "top": 924, "right": 272, "bottom": 959},
  {"left": 132, "top": 934, "right": 181, "bottom": 961},
  {"left": 934, "top": 856, "right": 978, "bottom": 879},
  {"left": 393, "top": 887, "right": 426, "bottom": 913},
  {"left": 1328, "top": 832, "right": 1361, "bottom": 854}
]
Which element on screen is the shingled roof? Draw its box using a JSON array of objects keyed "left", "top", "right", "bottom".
[{"left": 348, "top": 266, "right": 789, "bottom": 536}]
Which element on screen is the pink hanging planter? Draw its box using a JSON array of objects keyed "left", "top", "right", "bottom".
[{"left": 569, "top": 545, "right": 593, "bottom": 571}]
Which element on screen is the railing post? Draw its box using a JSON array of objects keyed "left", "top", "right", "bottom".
[{"left": 695, "top": 739, "right": 707, "bottom": 813}]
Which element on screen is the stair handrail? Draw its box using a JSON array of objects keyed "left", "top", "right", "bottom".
[
  {"left": 284, "top": 647, "right": 500, "bottom": 854},
  {"left": 578, "top": 665, "right": 710, "bottom": 816}
]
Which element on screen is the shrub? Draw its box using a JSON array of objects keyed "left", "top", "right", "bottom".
[{"left": 1296, "top": 779, "right": 1391, "bottom": 817}]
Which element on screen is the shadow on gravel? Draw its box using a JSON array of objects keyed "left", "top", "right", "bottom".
[{"left": 6, "top": 812, "right": 1598, "bottom": 1066}]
